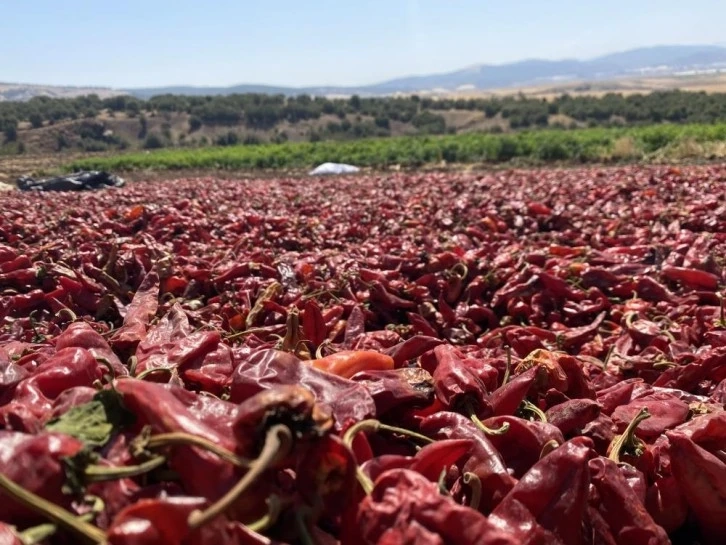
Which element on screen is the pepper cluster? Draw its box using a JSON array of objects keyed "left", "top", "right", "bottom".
[{"left": 1, "top": 165, "right": 726, "bottom": 544}]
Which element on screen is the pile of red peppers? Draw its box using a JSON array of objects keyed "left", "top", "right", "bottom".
[{"left": 1, "top": 165, "right": 726, "bottom": 544}]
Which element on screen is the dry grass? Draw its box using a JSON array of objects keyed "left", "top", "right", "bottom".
[
  {"left": 609, "top": 137, "right": 640, "bottom": 160},
  {"left": 448, "top": 73, "right": 726, "bottom": 100}
]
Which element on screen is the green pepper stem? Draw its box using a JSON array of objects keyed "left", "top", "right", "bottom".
[
  {"left": 463, "top": 472, "right": 482, "bottom": 511},
  {"left": 602, "top": 345, "right": 614, "bottom": 369},
  {"left": 84, "top": 456, "right": 166, "bottom": 482},
  {"left": 0, "top": 474, "right": 105, "bottom": 544},
  {"left": 608, "top": 407, "right": 650, "bottom": 464},
  {"left": 343, "top": 419, "right": 434, "bottom": 448},
  {"left": 539, "top": 439, "right": 560, "bottom": 459},
  {"left": 294, "top": 506, "right": 318, "bottom": 545},
  {"left": 188, "top": 424, "right": 293, "bottom": 530},
  {"left": 342, "top": 419, "right": 433, "bottom": 495},
  {"left": 463, "top": 401, "right": 510, "bottom": 436},
  {"left": 246, "top": 495, "right": 282, "bottom": 533},
  {"left": 502, "top": 346, "right": 512, "bottom": 385},
  {"left": 20, "top": 498, "right": 103, "bottom": 545},
  {"left": 145, "top": 433, "right": 252, "bottom": 468},
  {"left": 437, "top": 468, "right": 450, "bottom": 496},
  {"left": 520, "top": 400, "right": 548, "bottom": 423},
  {"left": 469, "top": 412, "right": 510, "bottom": 436},
  {"left": 19, "top": 523, "right": 58, "bottom": 545},
  {"left": 55, "top": 308, "right": 78, "bottom": 322}
]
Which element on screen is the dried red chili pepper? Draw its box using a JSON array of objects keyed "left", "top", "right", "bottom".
[
  {"left": 419, "top": 412, "right": 516, "bottom": 512},
  {"left": 545, "top": 398, "right": 601, "bottom": 436},
  {"left": 588, "top": 457, "right": 670, "bottom": 545},
  {"left": 667, "top": 430, "right": 726, "bottom": 544},
  {"left": 229, "top": 349, "right": 376, "bottom": 431},
  {"left": 0, "top": 431, "right": 85, "bottom": 524},
  {"left": 357, "top": 468, "right": 518, "bottom": 545},
  {"left": 311, "top": 350, "right": 394, "bottom": 379},
  {"left": 350, "top": 367, "right": 433, "bottom": 416},
  {"left": 491, "top": 437, "right": 594, "bottom": 545}
]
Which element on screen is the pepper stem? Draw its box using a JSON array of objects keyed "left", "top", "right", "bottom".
[
  {"left": 602, "top": 345, "right": 614, "bottom": 369},
  {"left": 463, "top": 472, "right": 482, "bottom": 510},
  {"left": 463, "top": 401, "right": 510, "bottom": 436},
  {"left": 19, "top": 496, "right": 103, "bottom": 544},
  {"left": 19, "top": 524, "right": 58, "bottom": 545},
  {"left": 0, "top": 474, "right": 105, "bottom": 544},
  {"left": 84, "top": 456, "right": 166, "bottom": 482},
  {"left": 188, "top": 424, "right": 293, "bottom": 530},
  {"left": 469, "top": 412, "right": 510, "bottom": 436},
  {"left": 519, "top": 400, "right": 548, "bottom": 422},
  {"left": 144, "top": 432, "right": 252, "bottom": 468},
  {"left": 437, "top": 468, "right": 450, "bottom": 496},
  {"left": 294, "top": 506, "right": 318, "bottom": 545},
  {"left": 146, "top": 432, "right": 252, "bottom": 468},
  {"left": 343, "top": 420, "right": 434, "bottom": 448},
  {"left": 246, "top": 495, "right": 282, "bottom": 533},
  {"left": 540, "top": 439, "right": 560, "bottom": 459},
  {"left": 608, "top": 407, "right": 651, "bottom": 464},
  {"left": 502, "top": 346, "right": 512, "bottom": 385},
  {"left": 342, "top": 419, "right": 433, "bottom": 495}
]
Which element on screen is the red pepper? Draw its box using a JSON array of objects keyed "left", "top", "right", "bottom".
[
  {"left": 667, "top": 431, "right": 726, "bottom": 544},
  {"left": 545, "top": 398, "right": 601, "bottom": 436},
  {"left": 55, "top": 321, "right": 128, "bottom": 377},
  {"left": 229, "top": 349, "right": 376, "bottom": 432},
  {"left": 311, "top": 350, "right": 394, "bottom": 379},
  {"left": 114, "top": 378, "right": 238, "bottom": 499},
  {"left": 611, "top": 393, "right": 689, "bottom": 440},
  {"left": 0, "top": 431, "right": 85, "bottom": 525},
  {"left": 351, "top": 368, "right": 434, "bottom": 416},
  {"left": 110, "top": 271, "right": 159, "bottom": 354},
  {"left": 588, "top": 457, "right": 670, "bottom": 545},
  {"left": 645, "top": 476, "right": 688, "bottom": 534},
  {"left": 420, "top": 412, "right": 516, "bottom": 512},
  {"left": 357, "top": 468, "right": 518, "bottom": 545},
  {"left": 661, "top": 265, "right": 719, "bottom": 291},
  {"left": 0, "top": 523, "right": 21, "bottom": 545},
  {"left": 491, "top": 437, "right": 595, "bottom": 545},
  {"left": 429, "top": 344, "right": 498, "bottom": 413},
  {"left": 106, "top": 496, "right": 236, "bottom": 545},
  {"left": 483, "top": 416, "right": 565, "bottom": 478}
]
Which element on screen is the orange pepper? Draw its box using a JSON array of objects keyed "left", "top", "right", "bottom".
[{"left": 311, "top": 350, "right": 394, "bottom": 379}]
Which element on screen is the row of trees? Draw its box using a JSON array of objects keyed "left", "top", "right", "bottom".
[{"left": 4, "top": 90, "right": 726, "bottom": 137}]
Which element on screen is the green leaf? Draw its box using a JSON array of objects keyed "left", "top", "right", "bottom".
[{"left": 45, "top": 389, "right": 134, "bottom": 447}]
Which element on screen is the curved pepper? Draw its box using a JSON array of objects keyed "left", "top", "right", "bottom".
[{"left": 311, "top": 350, "right": 394, "bottom": 379}]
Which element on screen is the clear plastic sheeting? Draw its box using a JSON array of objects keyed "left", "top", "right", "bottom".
[{"left": 308, "top": 162, "right": 360, "bottom": 176}]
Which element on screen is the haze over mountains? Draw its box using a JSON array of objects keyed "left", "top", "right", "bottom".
[{"left": 3, "top": 45, "right": 726, "bottom": 102}]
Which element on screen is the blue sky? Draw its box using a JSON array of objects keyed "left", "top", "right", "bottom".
[{"left": 2, "top": 0, "right": 724, "bottom": 88}]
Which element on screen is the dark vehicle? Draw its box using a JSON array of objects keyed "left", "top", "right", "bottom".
[{"left": 17, "top": 171, "right": 125, "bottom": 192}]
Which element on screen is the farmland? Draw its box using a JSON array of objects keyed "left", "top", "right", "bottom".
[
  {"left": 68, "top": 122, "right": 726, "bottom": 172},
  {"left": 1, "top": 164, "right": 726, "bottom": 543}
]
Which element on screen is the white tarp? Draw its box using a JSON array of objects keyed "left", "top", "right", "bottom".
[{"left": 309, "top": 162, "right": 360, "bottom": 176}]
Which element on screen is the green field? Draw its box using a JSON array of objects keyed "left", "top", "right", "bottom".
[{"left": 68, "top": 123, "right": 726, "bottom": 172}]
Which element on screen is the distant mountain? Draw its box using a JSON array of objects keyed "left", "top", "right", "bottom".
[
  {"left": 0, "top": 83, "right": 121, "bottom": 102},
  {"left": 124, "top": 45, "right": 726, "bottom": 98},
  {"left": 4, "top": 45, "right": 726, "bottom": 102},
  {"left": 360, "top": 45, "right": 726, "bottom": 94}
]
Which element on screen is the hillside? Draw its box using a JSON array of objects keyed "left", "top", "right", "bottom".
[{"left": 4, "top": 89, "right": 726, "bottom": 160}]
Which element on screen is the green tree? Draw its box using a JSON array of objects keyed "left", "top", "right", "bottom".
[
  {"left": 143, "top": 133, "right": 164, "bottom": 149},
  {"left": 189, "top": 116, "right": 203, "bottom": 132},
  {"left": 29, "top": 112, "right": 44, "bottom": 129}
]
